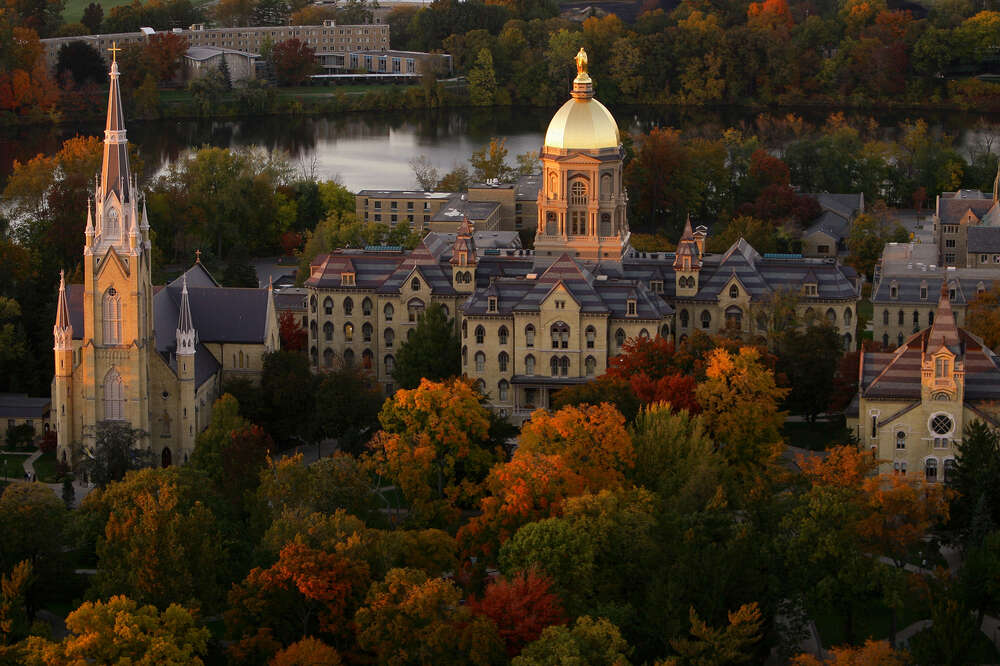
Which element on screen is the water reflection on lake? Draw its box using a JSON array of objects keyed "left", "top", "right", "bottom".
[{"left": 2, "top": 105, "right": 999, "bottom": 192}]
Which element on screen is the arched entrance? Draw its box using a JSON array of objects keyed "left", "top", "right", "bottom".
[{"left": 161, "top": 447, "right": 172, "bottom": 468}]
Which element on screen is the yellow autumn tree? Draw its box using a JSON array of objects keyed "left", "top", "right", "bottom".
[
  {"left": 366, "top": 378, "right": 504, "bottom": 526},
  {"left": 695, "top": 347, "right": 788, "bottom": 468},
  {"left": 791, "top": 639, "right": 908, "bottom": 665}
]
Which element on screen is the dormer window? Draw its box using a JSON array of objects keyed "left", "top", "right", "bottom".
[
  {"left": 411, "top": 278, "right": 420, "bottom": 291},
  {"left": 890, "top": 282, "right": 898, "bottom": 299},
  {"left": 457, "top": 251, "right": 467, "bottom": 266},
  {"left": 803, "top": 284, "right": 817, "bottom": 296},
  {"left": 935, "top": 357, "right": 950, "bottom": 378},
  {"left": 488, "top": 297, "right": 497, "bottom": 313},
  {"left": 949, "top": 286, "right": 956, "bottom": 300},
  {"left": 729, "top": 285, "right": 739, "bottom": 298},
  {"left": 341, "top": 272, "right": 355, "bottom": 286},
  {"left": 650, "top": 280, "right": 663, "bottom": 294},
  {"left": 920, "top": 283, "right": 928, "bottom": 300},
  {"left": 627, "top": 299, "right": 637, "bottom": 316}
]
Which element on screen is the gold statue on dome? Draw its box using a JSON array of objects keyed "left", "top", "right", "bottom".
[{"left": 575, "top": 48, "right": 588, "bottom": 75}]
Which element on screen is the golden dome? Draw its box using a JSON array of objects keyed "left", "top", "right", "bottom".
[{"left": 543, "top": 48, "right": 620, "bottom": 151}]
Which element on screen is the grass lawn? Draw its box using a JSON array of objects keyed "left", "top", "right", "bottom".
[
  {"left": 33, "top": 451, "right": 59, "bottom": 483},
  {"left": 782, "top": 417, "right": 852, "bottom": 451},
  {"left": 0, "top": 453, "right": 28, "bottom": 481},
  {"left": 857, "top": 298, "right": 873, "bottom": 324}
]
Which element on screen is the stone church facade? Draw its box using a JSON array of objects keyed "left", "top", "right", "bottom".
[
  {"left": 51, "top": 57, "right": 279, "bottom": 469},
  {"left": 305, "top": 51, "right": 859, "bottom": 420}
]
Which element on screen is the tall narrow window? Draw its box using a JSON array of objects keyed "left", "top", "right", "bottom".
[
  {"left": 104, "top": 368, "right": 124, "bottom": 421},
  {"left": 498, "top": 326, "right": 509, "bottom": 345},
  {"left": 103, "top": 288, "right": 121, "bottom": 345},
  {"left": 525, "top": 325, "right": 535, "bottom": 347}
]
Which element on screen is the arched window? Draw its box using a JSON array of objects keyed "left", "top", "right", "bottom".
[
  {"left": 615, "top": 328, "right": 626, "bottom": 347},
  {"left": 310, "top": 295, "right": 317, "bottom": 313},
  {"left": 103, "top": 288, "right": 121, "bottom": 345},
  {"left": 585, "top": 355, "right": 596, "bottom": 376},
  {"left": 499, "top": 326, "right": 509, "bottom": 345},
  {"left": 323, "top": 322, "right": 334, "bottom": 341},
  {"left": 883, "top": 333, "right": 889, "bottom": 347},
  {"left": 323, "top": 297, "right": 333, "bottom": 315},
  {"left": 929, "top": 311, "right": 934, "bottom": 325},
  {"left": 498, "top": 351, "right": 509, "bottom": 372},
  {"left": 944, "top": 459, "right": 956, "bottom": 482},
  {"left": 585, "top": 326, "right": 596, "bottom": 349},
  {"left": 551, "top": 322, "right": 569, "bottom": 349},
  {"left": 475, "top": 379, "right": 486, "bottom": 394},
  {"left": 701, "top": 310, "right": 711, "bottom": 329},
  {"left": 843, "top": 333, "right": 852, "bottom": 349},
  {"left": 725, "top": 306, "right": 742, "bottom": 329},
  {"left": 442, "top": 304, "right": 450, "bottom": 318},
  {"left": 826, "top": 308, "right": 836, "bottom": 325},
  {"left": 362, "top": 349, "right": 373, "bottom": 369},
  {"left": 475, "top": 351, "right": 486, "bottom": 372},
  {"left": 104, "top": 368, "right": 124, "bottom": 421},
  {"left": 883, "top": 310, "right": 889, "bottom": 325},
  {"left": 384, "top": 303, "right": 394, "bottom": 321},
  {"left": 525, "top": 324, "right": 535, "bottom": 347},
  {"left": 462, "top": 345, "right": 468, "bottom": 366},
  {"left": 239, "top": 350, "right": 244, "bottom": 368},
  {"left": 639, "top": 328, "right": 650, "bottom": 339},
  {"left": 729, "top": 284, "right": 739, "bottom": 298},
  {"left": 344, "top": 322, "right": 354, "bottom": 342},
  {"left": 362, "top": 322, "right": 373, "bottom": 342},
  {"left": 913, "top": 310, "right": 919, "bottom": 325},
  {"left": 323, "top": 348, "right": 334, "bottom": 368},
  {"left": 407, "top": 299, "right": 424, "bottom": 322},
  {"left": 411, "top": 277, "right": 421, "bottom": 291},
  {"left": 384, "top": 355, "right": 395, "bottom": 374},
  {"left": 475, "top": 325, "right": 485, "bottom": 344},
  {"left": 343, "top": 348, "right": 355, "bottom": 367},
  {"left": 896, "top": 431, "right": 906, "bottom": 449},
  {"left": 343, "top": 297, "right": 353, "bottom": 316},
  {"left": 661, "top": 324, "right": 670, "bottom": 338},
  {"left": 559, "top": 356, "right": 570, "bottom": 376},
  {"left": 680, "top": 310, "right": 689, "bottom": 328},
  {"left": 925, "top": 458, "right": 938, "bottom": 482},
  {"left": 898, "top": 333, "right": 904, "bottom": 346},
  {"left": 310, "top": 346, "right": 318, "bottom": 366},
  {"left": 498, "top": 380, "right": 509, "bottom": 401},
  {"left": 550, "top": 356, "right": 559, "bottom": 377},
  {"left": 362, "top": 298, "right": 372, "bottom": 316},
  {"left": 462, "top": 320, "right": 467, "bottom": 339},
  {"left": 570, "top": 180, "right": 587, "bottom": 205},
  {"left": 384, "top": 328, "right": 394, "bottom": 348},
  {"left": 898, "top": 310, "right": 904, "bottom": 325},
  {"left": 844, "top": 308, "right": 853, "bottom": 326},
  {"left": 525, "top": 354, "right": 535, "bottom": 375}
]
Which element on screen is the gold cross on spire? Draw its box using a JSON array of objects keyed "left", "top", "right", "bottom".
[{"left": 108, "top": 41, "right": 121, "bottom": 62}]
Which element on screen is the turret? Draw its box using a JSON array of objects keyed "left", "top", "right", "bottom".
[
  {"left": 176, "top": 274, "right": 197, "bottom": 458},
  {"left": 451, "top": 217, "right": 477, "bottom": 292},
  {"left": 674, "top": 215, "right": 701, "bottom": 297},
  {"left": 176, "top": 275, "right": 196, "bottom": 358},
  {"left": 53, "top": 270, "right": 74, "bottom": 466},
  {"left": 84, "top": 200, "right": 94, "bottom": 255}
]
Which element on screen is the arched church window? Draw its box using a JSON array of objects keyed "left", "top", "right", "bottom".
[
  {"left": 103, "top": 368, "right": 125, "bottom": 421},
  {"left": 310, "top": 295, "right": 316, "bottom": 313},
  {"left": 701, "top": 310, "right": 712, "bottom": 329},
  {"left": 615, "top": 328, "right": 626, "bottom": 347},
  {"left": 362, "top": 349, "right": 373, "bottom": 369},
  {"left": 103, "top": 288, "right": 121, "bottom": 345},
  {"left": 550, "top": 356, "right": 559, "bottom": 377},
  {"left": 844, "top": 308, "right": 853, "bottom": 326},
  {"left": 570, "top": 180, "right": 587, "bottom": 205},
  {"left": 310, "top": 320, "right": 317, "bottom": 339},
  {"left": 729, "top": 285, "right": 739, "bottom": 298},
  {"left": 585, "top": 326, "right": 596, "bottom": 349},
  {"left": 826, "top": 308, "right": 836, "bottom": 325},
  {"left": 525, "top": 354, "right": 535, "bottom": 375},
  {"left": 343, "top": 349, "right": 355, "bottom": 367},
  {"left": 585, "top": 355, "right": 596, "bottom": 376},
  {"left": 525, "top": 325, "right": 535, "bottom": 347},
  {"left": 105, "top": 206, "right": 120, "bottom": 239},
  {"left": 546, "top": 212, "right": 557, "bottom": 235},
  {"left": 551, "top": 322, "right": 569, "bottom": 349},
  {"left": 475, "top": 325, "right": 485, "bottom": 344},
  {"left": 679, "top": 310, "right": 689, "bottom": 328},
  {"left": 498, "top": 380, "right": 509, "bottom": 401},
  {"left": 498, "top": 351, "right": 509, "bottom": 372},
  {"left": 601, "top": 172, "right": 613, "bottom": 199},
  {"left": 600, "top": 213, "right": 611, "bottom": 236},
  {"left": 384, "top": 355, "right": 395, "bottom": 374},
  {"left": 407, "top": 299, "right": 424, "bottom": 322},
  {"left": 475, "top": 351, "right": 485, "bottom": 372},
  {"left": 384, "top": 328, "right": 394, "bottom": 348},
  {"left": 323, "top": 348, "right": 334, "bottom": 368},
  {"left": 498, "top": 326, "right": 509, "bottom": 345}
]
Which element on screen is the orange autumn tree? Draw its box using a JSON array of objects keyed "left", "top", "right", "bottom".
[
  {"left": 518, "top": 403, "right": 634, "bottom": 489},
  {"left": 605, "top": 335, "right": 702, "bottom": 410},
  {"left": 366, "top": 378, "right": 504, "bottom": 526},
  {"left": 270, "top": 637, "right": 342, "bottom": 666},
  {"left": 466, "top": 568, "right": 568, "bottom": 658},
  {"left": 695, "top": 347, "right": 788, "bottom": 468},
  {"left": 858, "top": 473, "right": 953, "bottom": 568},
  {"left": 792, "top": 639, "right": 908, "bottom": 665},
  {"left": 225, "top": 541, "right": 370, "bottom": 658},
  {"left": 458, "top": 452, "right": 588, "bottom": 558}
]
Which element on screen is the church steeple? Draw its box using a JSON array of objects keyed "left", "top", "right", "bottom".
[
  {"left": 176, "top": 275, "right": 196, "bottom": 356},
  {"left": 53, "top": 270, "right": 73, "bottom": 351},
  {"left": 927, "top": 281, "right": 960, "bottom": 353}
]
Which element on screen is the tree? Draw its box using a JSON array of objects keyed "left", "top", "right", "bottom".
[
  {"left": 469, "top": 48, "right": 498, "bottom": 106},
  {"left": 512, "top": 616, "right": 631, "bottom": 666},
  {"left": 146, "top": 32, "right": 189, "bottom": 83},
  {"left": 55, "top": 40, "right": 107, "bottom": 86},
  {"left": 392, "top": 302, "right": 460, "bottom": 389},
  {"left": 946, "top": 420, "right": 1000, "bottom": 541},
  {"left": 846, "top": 212, "right": 909, "bottom": 279},
  {"left": 518, "top": 403, "right": 634, "bottom": 490},
  {"left": 791, "top": 639, "right": 908, "bottom": 665},
  {"left": 551, "top": 376, "right": 640, "bottom": 423},
  {"left": 777, "top": 324, "right": 843, "bottom": 422},
  {"left": 271, "top": 38, "right": 317, "bottom": 86},
  {"left": 257, "top": 454, "right": 382, "bottom": 527},
  {"left": 670, "top": 603, "right": 763, "bottom": 665},
  {"left": 279, "top": 310, "right": 307, "bottom": 351},
  {"left": 190, "top": 394, "right": 248, "bottom": 488},
  {"left": 0, "top": 561, "right": 32, "bottom": 648},
  {"left": 437, "top": 165, "right": 472, "bottom": 192},
  {"left": 81, "top": 2, "right": 103, "bottom": 32},
  {"left": 409, "top": 155, "right": 439, "bottom": 191},
  {"left": 470, "top": 137, "right": 514, "bottom": 183},
  {"left": 271, "top": 637, "right": 342, "bottom": 665},
  {"left": 187, "top": 68, "right": 225, "bottom": 115},
  {"left": 467, "top": 569, "right": 567, "bottom": 658},
  {"left": 86, "top": 421, "right": 153, "bottom": 486},
  {"left": 312, "top": 368, "right": 382, "bottom": 455},
  {"left": 695, "top": 347, "right": 787, "bottom": 468},
  {"left": 354, "top": 568, "right": 503, "bottom": 666},
  {"left": 21, "top": 596, "right": 210, "bottom": 665},
  {"left": 0, "top": 483, "right": 67, "bottom": 607},
  {"left": 222, "top": 244, "right": 259, "bottom": 287},
  {"left": 965, "top": 285, "right": 1000, "bottom": 353},
  {"left": 86, "top": 468, "right": 228, "bottom": 611},
  {"left": 260, "top": 350, "right": 316, "bottom": 447},
  {"left": 366, "top": 377, "right": 502, "bottom": 526},
  {"left": 226, "top": 541, "right": 371, "bottom": 653}
]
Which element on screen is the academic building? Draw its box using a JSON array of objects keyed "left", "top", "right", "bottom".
[
  {"left": 933, "top": 186, "right": 1000, "bottom": 268},
  {"left": 305, "top": 51, "right": 859, "bottom": 420},
  {"left": 51, "top": 58, "right": 279, "bottom": 470},
  {"left": 850, "top": 284, "right": 1000, "bottom": 481}
]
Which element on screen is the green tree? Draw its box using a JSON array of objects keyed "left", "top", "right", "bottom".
[
  {"left": 670, "top": 603, "right": 764, "bottom": 665},
  {"left": 468, "top": 47, "right": 498, "bottom": 106},
  {"left": 87, "top": 421, "right": 153, "bottom": 487},
  {"left": 187, "top": 68, "right": 226, "bottom": 116},
  {"left": 513, "top": 616, "right": 632, "bottom": 666},
  {"left": 0, "top": 484, "right": 65, "bottom": 610},
  {"left": 21, "top": 596, "right": 210, "bottom": 665},
  {"left": 470, "top": 137, "right": 514, "bottom": 183},
  {"left": 947, "top": 420, "right": 1000, "bottom": 541},
  {"left": 0, "top": 561, "right": 32, "bottom": 648},
  {"left": 260, "top": 350, "right": 316, "bottom": 447},
  {"left": 190, "top": 394, "right": 248, "bottom": 489},
  {"left": 392, "top": 302, "right": 460, "bottom": 389},
  {"left": 777, "top": 324, "right": 844, "bottom": 422},
  {"left": 846, "top": 212, "right": 910, "bottom": 279},
  {"left": 313, "top": 367, "right": 383, "bottom": 455}
]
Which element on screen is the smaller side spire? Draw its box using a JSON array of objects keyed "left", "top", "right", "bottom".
[
  {"left": 176, "top": 275, "right": 196, "bottom": 356},
  {"left": 993, "top": 159, "right": 999, "bottom": 204},
  {"left": 54, "top": 270, "right": 73, "bottom": 351}
]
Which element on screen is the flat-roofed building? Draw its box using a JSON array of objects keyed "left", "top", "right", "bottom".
[{"left": 355, "top": 190, "right": 453, "bottom": 231}]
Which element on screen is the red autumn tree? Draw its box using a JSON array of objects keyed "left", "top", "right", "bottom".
[
  {"left": 278, "top": 310, "right": 307, "bottom": 352},
  {"left": 605, "top": 335, "right": 702, "bottom": 411},
  {"left": 145, "top": 33, "right": 189, "bottom": 83},
  {"left": 629, "top": 372, "right": 700, "bottom": 412},
  {"left": 271, "top": 38, "right": 318, "bottom": 86},
  {"left": 466, "top": 568, "right": 567, "bottom": 657}
]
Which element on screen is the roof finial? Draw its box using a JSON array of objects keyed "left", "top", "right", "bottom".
[
  {"left": 993, "top": 158, "right": 999, "bottom": 204},
  {"left": 571, "top": 48, "right": 593, "bottom": 99},
  {"left": 575, "top": 48, "right": 588, "bottom": 76},
  {"left": 109, "top": 41, "right": 121, "bottom": 63},
  {"left": 195, "top": 249, "right": 201, "bottom": 264}
]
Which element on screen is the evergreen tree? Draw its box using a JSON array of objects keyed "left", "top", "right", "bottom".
[
  {"left": 221, "top": 245, "right": 259, "bottom": 288},
  {"left": 468, "top": 48, "right": 497, "bottom": 106},
  {"left": 392, "top": 303, "right": 460, "bottom": 390},
  {"left": 218, "top": 56, "right": 233, "bottom": 91}
]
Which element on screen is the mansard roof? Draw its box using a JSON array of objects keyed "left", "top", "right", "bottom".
[
  {"left": 967, "top": 226, "right": 1000, "bottom": 253},
  {"left": 871, "top": 273, "right": 998, "bottom": 305}
]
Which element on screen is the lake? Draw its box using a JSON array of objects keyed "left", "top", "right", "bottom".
[{"left": 2, "top": 105, "right": 999, "bottom": 192}]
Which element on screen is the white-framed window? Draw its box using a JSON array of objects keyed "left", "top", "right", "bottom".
[
  {"left": 929, "top": 412, "right": 954, "bottom": 436},
  {"left": 925, "top": 458, "right": 938, "bottom": 482},
  {"left": 896, "top": 431, "right": 906, "bottom": 449}
]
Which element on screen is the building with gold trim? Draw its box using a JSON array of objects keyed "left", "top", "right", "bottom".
[
  {"left": 305, "top": 50, "right": 859, "bottom": 420},
  {"left": 51, "top": 56, "right": 279, "bottom": 470}
]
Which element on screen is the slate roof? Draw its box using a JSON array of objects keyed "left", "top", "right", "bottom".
[
  {"left": 872, "top": 273, "right": 1000, "bottom": 305},
  {"left": 515, "top": 173, "right": 542, "bottom": 201},
  {"left": 967, "top": 226, "right": 1000, "bottom": 253},
  {"left": 936, "top": 194, "right": 997, "bottom": 226},
  {"left": 0, "top": 394, "right": 50, "bottom": 418},
  {"left": 803, "top": 193, "right": 863, "bottom": 220},
  {"left": 357, "top": 190, "right": 453, "bottom": 199},
  {"left": 431, "top": 198, "right": 500, "bottom": 223},
  {"left": 805, "top": 210, "right": 850, "bottom": 240},
  {"left": 274, "top": 290, "right": 308, "bottom": 311}
]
